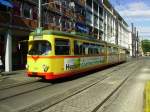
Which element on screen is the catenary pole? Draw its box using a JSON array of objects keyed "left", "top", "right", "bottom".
[{"left": 38, "top": 0, "right": 42, "bottom": 28}]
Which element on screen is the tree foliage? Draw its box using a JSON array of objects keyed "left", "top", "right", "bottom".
[{"left": 141, "top": 40, "right": 150, "bottom": 53}]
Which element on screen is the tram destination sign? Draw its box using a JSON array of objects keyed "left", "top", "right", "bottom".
[
  {"left": 35, "top": 27, "right": 43, "bottom": 35},
  {"left": 33, "top": 36, "right": 42, "bottom": 40}
]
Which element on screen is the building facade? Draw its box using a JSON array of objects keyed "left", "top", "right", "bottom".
[{"left": 0, "top": 0, "right": 130, "bottom": 72}]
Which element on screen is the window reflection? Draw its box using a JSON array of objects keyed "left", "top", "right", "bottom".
[{"left": 28, "top": 40, "right": 51, "bottom": 55}]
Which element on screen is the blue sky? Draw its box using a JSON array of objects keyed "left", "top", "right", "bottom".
[{"left": 109, "top": 0, "right": 150, "bottom": 40}]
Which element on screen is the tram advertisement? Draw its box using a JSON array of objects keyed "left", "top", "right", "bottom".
[
  {"left": 64, "top": 56, "right": 105, "bottom": 70},
  {"left": 80, "top": 56, "right": 104, "bottom": 67},
  {"left": 64, "top": 58, "right": 80, "bottom": 70}
]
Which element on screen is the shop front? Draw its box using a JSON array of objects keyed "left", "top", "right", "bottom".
[{"left": 0, "top": 28, "right": 29, "bottom": 72}]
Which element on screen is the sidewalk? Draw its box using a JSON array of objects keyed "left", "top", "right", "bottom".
[
  {"left": 0, "top": 70, "right": 26, "bottom": 80},
  {"left": 0, "top": 69, "right": 26, "bottom": 76},
  {"left": 0, "top": 69, "right": 38, "bottom": 90},
  {"left": 0, "top": 69, "right": 37, "bottom": 82}
]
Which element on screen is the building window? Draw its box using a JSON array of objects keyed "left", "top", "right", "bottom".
[
  {"left": 33, "top": 6, "right": 37, "bottom": 19},
  {"left": 86, "top": 11, "right": 92, "bottom": 24},
  {"left": 13, "top": 0, "right": 21, "bottom": 16},
  {"left": 61, "top": 19, "right": 66, "bottom": 29},
  {"left": 44, "top": 11, "right": 54, "bottom": 24},
  {"left": 44, "top": 11, "right": 48, "bottom": 24},
  {"left": 87, "top": 0, "right": 92, "bottom": 7},
  {"left": 94, "top": 16, "right": 98, "bottom": 27},
  {"left": 93, "top": 2, "right": 98, "bottom": 12},
  {"left": 22, "top": 3, "right": 32, "bottom": 19},
  {"left": 55, "top": 16, "right": 60, "bottom": 26}
]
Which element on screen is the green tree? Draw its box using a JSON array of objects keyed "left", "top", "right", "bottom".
[{"left": 141, "top": 40, "right": 150, "bottom": 53}]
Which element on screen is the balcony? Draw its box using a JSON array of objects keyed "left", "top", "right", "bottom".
[
  {"left": 54, "top": 25, "right": 61, "bottom": 31},
  {"left": 47, "top": 1, "right": 61, "bottom": 14},
  {"left": 64, "top": 9, "right": 75, "bottom": 19},
  {"left": 12, "top": 16, "right": 38, "bottom": 29},
  {"left": 74, "top": 0, "right": 85, "bottom": 7},
  {"left": 44, "top": 23, "right": 55, "bottom": 30},
  {"left": 78, "top": 0, "right": 86, "bottom": 7},
  {"left": 0, "top": 11, "right": 38, "bottom": 29},
  {"left": 0, "top": 11, "right": 11, "bottom": 25},
  {"left": 79, "top": 15, "right": 85, "bottom": 23}
]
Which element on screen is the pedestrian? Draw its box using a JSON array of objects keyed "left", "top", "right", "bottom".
[{"left": 0, "top": 56, "right": 3, "bottom": 73}]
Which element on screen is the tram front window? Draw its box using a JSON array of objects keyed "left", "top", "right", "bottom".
[{"left": 28, "top": 40, "right": 51, "bottom": 55}]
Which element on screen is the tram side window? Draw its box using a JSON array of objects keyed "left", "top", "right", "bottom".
[
  {"left": 74, "top": 40, "right": 80, "bottom": 55},
  {"left": 83, "top": 43, "right": 89, "bottom": 55},
  {"left": 88, "top": 44, "right": 94, "bottom": 55},
  {"left": 99, "top": 45, "right": 105, "bottom": 54},
  {"left": 94, "top": 47, "right": 99, "bottom": 54},
  {"left": 74, "top": 41, "right": 86, "bottom": 55},
  {"left": 80, "top": 44, "right": 85, "bottom": 55},
  {"left": 89, "top": 44, "right": 99, "bottom": 55},
  {"left": 102, "top": 46, "right": 106, "bottom": 53},
  {"left": 88, "top": 47, "right": 92, "bottom": 54},
  {"left": 93, "top": 44, "right": 99, "bottom": 54},
  {"left": 55, "top": 38, "right": 70, "bottom": 55},
  {"left": 108, "top": 46, "right": 112, "bottom": 54},
  {"left": 82, "top": 45, "right": 86, "bottom": 55},
  {"left": 113, "top": 47, "right": 118, "bottom": 54},
  {"left": 121, "top": 49, "right": 125, "bottom": 54}
]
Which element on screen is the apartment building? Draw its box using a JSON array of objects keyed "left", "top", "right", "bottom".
[
  {"left": 0, "top": 0, "right": 38, "bottom": 71},
  {"left": 0, "top": 0, "right": 130, "bottom": 72},
  {"left": 0, "top": 0, "right": 88, "bottom": 71}
]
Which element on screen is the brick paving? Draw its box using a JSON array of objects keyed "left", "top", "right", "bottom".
[{"left": 43, "top": 61, "right": 139, "bottom": 112}]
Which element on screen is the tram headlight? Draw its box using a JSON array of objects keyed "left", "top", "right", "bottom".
[
  {"left": 42, "top": 64, "right": 49, "bottom": 72},
  {"left": 26, "top": 64, "right": 29, "bottom": 69}
]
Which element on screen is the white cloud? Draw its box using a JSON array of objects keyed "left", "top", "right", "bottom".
[
  {"left": 124, "top": 7, "right": 149, "bottom": 17},
  {"left": 116, "top": 2, "right": 150, "bottom": 18},
  {"left": 114, "top": 1, "right": 150, "bottom": 38},
  {"left": 125, "top": 17, "right": 150, "bottom": 22},
  {"left": 127, "top": 2, "right": 149, "bottom": 11},
  {"left": 120, "top": 10, "right": 150, "bottom": 18},
  {"left": 138, "top": 27, "right": 150, "bottom": 33}
]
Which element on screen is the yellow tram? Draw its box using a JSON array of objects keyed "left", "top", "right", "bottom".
[{"left": 26, "top": 30, "right": 127, "bottom": 80}]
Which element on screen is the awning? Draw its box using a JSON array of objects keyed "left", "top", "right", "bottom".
[{"left": 0, "top": 0, "right": 13, "bottom": 8}]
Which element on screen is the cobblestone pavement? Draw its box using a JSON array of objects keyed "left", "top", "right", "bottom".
[
  {"left": 0, "top": 59, "right": 135, "bottom": 112},
  {"left": 97, "top": 57, "right": 150, "bottom": 112},
  {"left": 0, "top": 70, "right": 38, "bottom": 90},
  {"left": 0, "top": 58, "right": 148, "bottom": 112},
  {"left": 42, "top": 59, "right": 143, "bottom": 112}
]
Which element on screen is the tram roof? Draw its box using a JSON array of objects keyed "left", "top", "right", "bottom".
[
  {"left": 30, "top": 30, "right": 107, "bottom": 43},
  {"left": 30, "top": 30, "right": 125, "bottom": 48}
]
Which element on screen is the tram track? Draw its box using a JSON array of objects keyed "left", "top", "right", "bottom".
[
  {"left": 95, "top": 60, "right": 145, "bottom": 112},
  {"left": 0, "top": 79, "right": 39, "bottom": 91},
  {"left": 0, "top": 60, "right": 132, "bottom": 92},
  {"left": 18, "top": 61, "right": 138, "bottom": 112},
  {"left": 0, "top": 60, "right": 138, "bottom": 112},
  {"left": 41, "top": 60, "right": 141, "bottom": 112},
  {"left": 0, "top": 81, "right": 53, "bottom": 101},
  {"left": 91, "top": 65, "right": 141, "bottom": 112}
]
